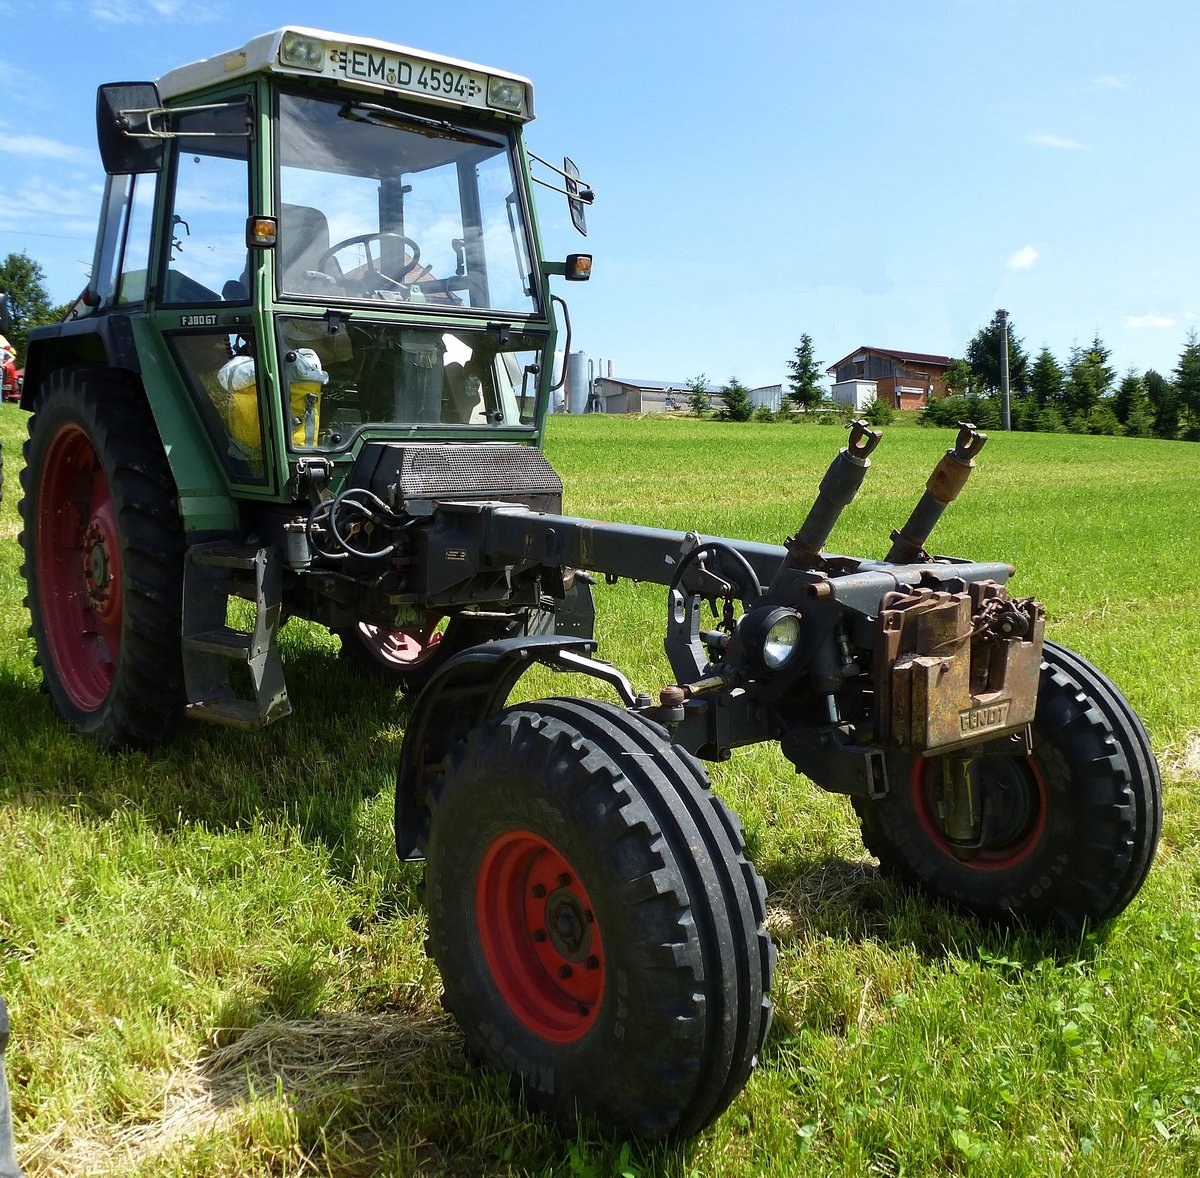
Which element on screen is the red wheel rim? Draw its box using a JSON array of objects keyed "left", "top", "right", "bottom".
[
  {"left": 36, "top": 423, "right": 122, "bottom": 712},
  {"left": 476, "top": 829, "right": 604, "bottom": 1042},
  {"left": 911, "top": 754, "right": 1047, "bottom": 871},
  {"left": 356, "top": 617, "right": 443, "bottom": 666}
]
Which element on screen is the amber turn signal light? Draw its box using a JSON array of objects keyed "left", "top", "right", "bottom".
[
  {"left": 246, "top": 216, "right": 278, "bottom": 248},
  {"left": 565, "top": 253, "right": 592, "bottom": 281}
]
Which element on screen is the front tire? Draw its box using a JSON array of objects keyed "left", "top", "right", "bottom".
[
  {"left": 19, "top": 369, "right": 185, "bottom": 747},
  {"left": 853, "top": 642, "right": 1162, "bottom": 929},
  {"left": 424, "top": 698, "right": 774, "bottom": 1140}
]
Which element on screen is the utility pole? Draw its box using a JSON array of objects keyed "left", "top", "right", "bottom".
[{"left": 998, "top": 308, "right": 1011, "bottom": 430}]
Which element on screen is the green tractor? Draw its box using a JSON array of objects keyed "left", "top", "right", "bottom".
[
  {"left": 21, "top": 30, "right": 594, "bottom": 742},
  {"left": 16, "top": 28, "right": 1160, "bottom": 1140}
]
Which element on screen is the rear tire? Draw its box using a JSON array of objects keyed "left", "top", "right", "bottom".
[
  {"left": 853, "top": 642, "right": 1162, "bottom": 929},
  {"left": 424, "top": 698, "right": 774, "bottom": 1140},
  {"left": 19, "top": 368, "right": 185, "bottom": 747}
]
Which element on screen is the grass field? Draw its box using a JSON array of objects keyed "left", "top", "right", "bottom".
[{"left": 2, "top": 401, "right": 1199, "bottom": 1176}]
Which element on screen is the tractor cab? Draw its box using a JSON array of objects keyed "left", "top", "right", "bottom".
[{"left": 69, "top": 28, "right": 589, "bottom": 508}]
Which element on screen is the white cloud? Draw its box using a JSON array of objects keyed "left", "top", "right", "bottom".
[
  {"left": 1091, "top": 75, "right": 1132, "bottom": 90},
  {"left": 1007, "top": 245, "right": 1039, "bottom": 271},
  {"left": 0, "top": 134, "right": 91, "bottom": 164},
  {"left": 1027, "top": 133, "right": 1087, "bottom": 150},
  {"left": 0, "top": 175, "right": 100, "bottom": 226},
  {"left": 1125, "top": 314, "right": 1176, "bottom": 330},
  {"left": 90, "top": 0, "right": 195, "bottom": 23}
]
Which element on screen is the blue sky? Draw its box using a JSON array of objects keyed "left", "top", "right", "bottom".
[{"left": 1, "top": 0, "right": 1196, "bottom": 390}]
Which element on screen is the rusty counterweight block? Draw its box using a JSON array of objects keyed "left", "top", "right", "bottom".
[{"left": 874, "top": 582, "right": 1045, "bottom": 754}]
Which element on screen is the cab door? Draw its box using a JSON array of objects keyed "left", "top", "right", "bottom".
[{"left": 151, "top": 89, "right": 282, "bottom": 496}]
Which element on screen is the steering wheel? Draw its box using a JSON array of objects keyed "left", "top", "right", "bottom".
[{"left": 317, "top": 232, "right": 423, "bottom": 292}]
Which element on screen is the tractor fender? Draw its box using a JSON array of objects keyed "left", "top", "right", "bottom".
[
  {"left": 395, "top": 634, "right": 635, "bottom": 861},
  {"left": 23, "top": 315, "right": 140, "bottom": 410}
]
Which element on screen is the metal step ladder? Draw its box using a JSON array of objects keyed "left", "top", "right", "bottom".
[{"left": 182, "top": 542, "right": 292, "bottom": 729}]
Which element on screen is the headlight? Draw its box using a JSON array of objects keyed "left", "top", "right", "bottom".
[
  {"left": 487, "top": 76, "right": 527, "bottom": 114},
  {"left": 280, "top": 32, "right": 325, "bottom": 72},
  {"left": 740, "top": 606, "right": 803, "bottom": 671}
]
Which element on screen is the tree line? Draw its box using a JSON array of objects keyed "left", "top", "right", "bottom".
[
  {"left": 686, "top": 334, "right": 827, "bottom": 423},
  {"left": 691, "top": 318, "right": 1200, "bottom": 440},
  {"left": 927, "top": 310, "right": 1200, "bottom": 440}
]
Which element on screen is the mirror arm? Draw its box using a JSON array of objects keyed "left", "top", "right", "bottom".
[{"left": 119, "top": 100, "right": 252, "bottom": 141}]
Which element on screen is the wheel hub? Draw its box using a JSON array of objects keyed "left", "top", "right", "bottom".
[
  {"left": 357, "top": 617, "right": 444, "bottom": 666},
  {"left": 915, "top": 753, "right": 1047, "bottom": 870},
  {"left": 82, "top": 521, "right": 114, "bottom": 610},
  {"left": 476, "top": 829, "right": 604, "bottom": 1042},
  {"left": 545, "top": 887, "right": 592, "bottom": 961}
]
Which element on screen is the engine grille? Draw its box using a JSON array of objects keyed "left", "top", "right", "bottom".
[{"left": 356, "top": 442, "right": 563, "bottom": 510}]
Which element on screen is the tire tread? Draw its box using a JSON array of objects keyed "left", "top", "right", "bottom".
[
  {"left": 18, "top": 367, "right": 185, "bottom": 747},
  {"left": 423, "top": 697, "right": 773, "bottom": 1139}
]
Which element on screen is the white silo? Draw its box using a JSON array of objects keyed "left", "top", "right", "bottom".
[{"left": 565, "top": 351, "right": 590, "bottom": 414}]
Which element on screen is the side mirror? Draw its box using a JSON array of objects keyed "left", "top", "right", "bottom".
[
  {"left": 564, "top": 157, "right": 593, "bottom": 237},
  {"left": 96, "top": 82, "right": 165, "bottom": 175}
]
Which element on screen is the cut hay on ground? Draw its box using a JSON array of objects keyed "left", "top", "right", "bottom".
[
  {"left": 20, "top": 1010, "right": 457, "bottom": 1177},
  {"left": 1163, "top": 731, "right": 1200, "bottom": 781}
]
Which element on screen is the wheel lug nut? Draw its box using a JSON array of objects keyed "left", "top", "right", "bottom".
[
  {"left": 531, "top": 883, "right": 546, "bottom": 898},
  {"left": 557, "top": 873, "right": 571, "bottom": 887},
  {"left": 585, "top": 955, "right": 599, "bottom": 970},
  {"left": 533, "top": 929, "right": 547, "bottom": 943},
  {"left": 558, "top": 964, "right": 573, "bottom": 979}
]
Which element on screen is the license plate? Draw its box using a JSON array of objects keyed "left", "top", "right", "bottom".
[{"left": 327, "top": 46, "right": 488, "bottom": 110}]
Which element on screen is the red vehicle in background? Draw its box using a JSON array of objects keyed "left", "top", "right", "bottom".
[{"left": 1, "top": 357, "right": 21, "bottom": 403}]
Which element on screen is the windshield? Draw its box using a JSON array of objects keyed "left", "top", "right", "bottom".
[{"left": 276, "top": 91, "right": 538, "bottom": 314}]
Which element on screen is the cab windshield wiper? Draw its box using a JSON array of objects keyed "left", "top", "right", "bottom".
[{"left": 338, "top": 101, "right": 501, "bottom": 148}]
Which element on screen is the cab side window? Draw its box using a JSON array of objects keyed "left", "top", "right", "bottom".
[
  {"left": 89, "top": 172, "right": 158, "bottom": 310},
  {"left": 162, "top": 98, "right": 252, "bottom": 306},
  {"left": 116, "top": 174, "right": 157, "bottom": 305}
]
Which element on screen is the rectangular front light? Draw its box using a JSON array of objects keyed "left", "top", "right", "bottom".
[
  {"left": 487, "top": 76, "right": 526, "bottom": 114},
  {"left": 280, "top": 32, "right": 325, "bottom": 72},
  {"left": 247, "top": 216, "right": 278, "bottom": 248},
  {"left": 565, "top": 254, "right": 592, "bottom": 281}
]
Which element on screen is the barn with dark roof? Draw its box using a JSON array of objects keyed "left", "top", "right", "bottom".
[{"left": 826, "top": 346, "right": 954, "bottom": 410}]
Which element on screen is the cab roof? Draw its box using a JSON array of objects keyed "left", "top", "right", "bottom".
[{"left": 156, "top": 26, "right": 536, "bottom": 121}]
